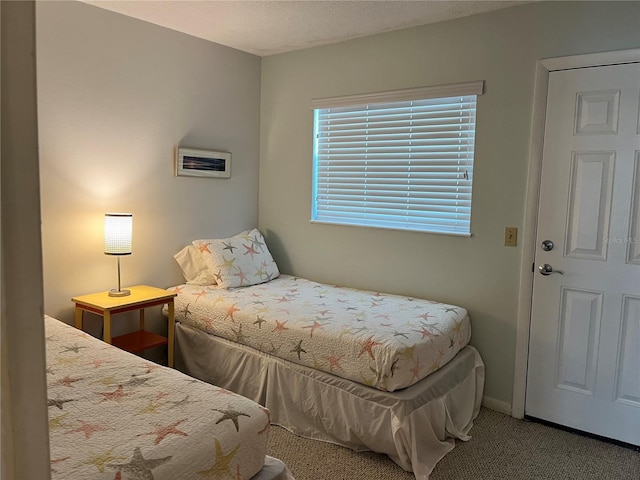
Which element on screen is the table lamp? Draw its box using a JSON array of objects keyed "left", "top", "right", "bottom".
[{"left": 104, "top": 213, "right": 132, "bottom": 297}]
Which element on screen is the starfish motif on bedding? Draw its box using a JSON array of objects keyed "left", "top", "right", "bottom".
[
  {"left": 142, "top": 363, "right": 163, "bottom": 374},
  {"left": 325, "top": 354, "right": 345, "bottom": 372},
  {"left": 60, "top": 344, "right": 86, "bottom": 354},
  {"left": 222, "top": 241, "right": 236, "bottom": 253},
  {"left": 124, "top": 375, "right": 151, "bottom": 388},
  {"left": 55, "top": 375, "right": 82, "bottom": 388},
  {"left": 268, "top": 342, "right": 281, "bottom": 354},
  {"left": 54, "top": 355, "right": 80, "bottom": 366},
  {"left": 198, "top": 439, "right": 240, "bottom": 478},
  {"left": 452, "top": 319, "right": 464, "bottom": 334},
  {"left": 254, "top": 266, "right": 268, "bottom": 279},
  {"left": 50, "top": 456, "right": 70, "bottom": 474},
  {"left": 192, "top": 289, "right": 208, "bottom": 302},
  {"left": 369, "top": 365, "right": 387, "bottom": 386},
  {"left": 233, "top": 267, "right": 249, "bottom": 285},
  {"left": 418, "top": 312, "right": 433, "bottom": 321},
  {"left": 311, "top": 354, "right": 324, "bottom": 370},
  {"left": 218, "top": 256, "right": 236, "bottom": 271},
  {"left": 392, "top": 330, "right": 409, "bottom": 339},
  {"left": 138, "top": 398, "right": 166, "bottom": 415},
  {"left": 65, "top": 419, "right": 109, "bottom": 439},
  {"left": 444, "top": 307, "right": 459, "bottom": 313},
  {"left": 242, "top": 243, "right": 258, "bottom": 257},
  {"left": 83, "top": 448, "right": 125, "bottom": 473},
  {"left": 358, "top": 336, "right": 382, "bottom": 360},
  {"left": 414, "top": 326, "right": 440, "bottom": 340},
  {"left": 198, "top": 243, "right": 212, "bottom": 253},
  {"left": 180, "top": 303, "right": 192, "bottom": 318},
  {"left": 250, "top": 235, "right": 265, "bottom": 252},
  {"left": 107, "top": 447, "right": 172, "bottom": 479},
  {"left": 138, "top": 419, "right": 188, "bottom": 445},
  {"left": 302, "top": 320, "right": 327, "bottom": 338},
  {"left": 86, "top": 358, "right": 112, "bottom": 369},
  {"left": 291, "top": 340, "right": 307, "bottom": 360},
  {"left": 231, "top": 324, "right": 246, "bottom": 343},
  {"left": 253, "top": 315, "right": 267, "bottom": 328},
  {"left": 49, "top": 413, "right": 69, "bottom": 431},
  {"left": 272, "top": 320, "right": 289, "bottom": 333},
  {"left": 224, "top": 304, "right": 240, "bottom": 322},
  {"left": 212, "top": 407, "right": 250, "bottom": 432},
  {"left": 97, "top": 385, "right": 131, "bottom": 402},
  {"left": 48, "top": 398, "right": 75, "bottom": 410}
]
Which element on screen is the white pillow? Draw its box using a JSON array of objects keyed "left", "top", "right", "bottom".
[
  {"left": 192, "top": 228, "right": 279, "bottom": 288},
  {"left": 173, "top": 245, "right": 217, "bottom": 285}
]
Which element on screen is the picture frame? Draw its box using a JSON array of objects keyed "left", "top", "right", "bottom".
[{"left": 175, "top": 147, "right": 231, "bottom": 178}]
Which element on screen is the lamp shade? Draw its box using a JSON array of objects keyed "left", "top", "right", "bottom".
[{"left": 104, "top": 213, "right": 132, "bottom": 255}]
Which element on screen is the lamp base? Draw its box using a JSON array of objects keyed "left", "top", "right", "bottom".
[{"left": 108, "top": 288, "right": 131, "bottom": 297}]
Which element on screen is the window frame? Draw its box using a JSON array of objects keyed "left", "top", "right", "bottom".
[{"left": 310, "top": 81, "right": 483, "bottom": 236}]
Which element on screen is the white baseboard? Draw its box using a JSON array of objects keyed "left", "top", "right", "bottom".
[{"left": 482, "top": 396, "right": 512, "bottom": 415}]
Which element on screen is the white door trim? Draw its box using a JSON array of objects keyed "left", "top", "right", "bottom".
[{"left": 512, "top": 48, "right": 640, "bottom": 419}]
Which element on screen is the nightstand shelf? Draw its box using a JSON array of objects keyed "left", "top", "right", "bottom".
[
  {"left": 72, "top": 285, "right": 177, "bottom": 367},
  {"left": 111, "top": 330, "right": 168, "bottom": 353}
]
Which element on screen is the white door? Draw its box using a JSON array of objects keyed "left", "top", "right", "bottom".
[{"left": 526, "top": 62, "right": 640, "bottom": 445}]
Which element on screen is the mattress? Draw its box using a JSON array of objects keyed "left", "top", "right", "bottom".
[
  {"left": 169, "top": 274, "right": 471, "bottom": 391},
  {"left": 45, "top": 315, "right": 281, "bottom": 480},
  {"left": 175, "top": 322, "right": 484, "bottom": 480}
]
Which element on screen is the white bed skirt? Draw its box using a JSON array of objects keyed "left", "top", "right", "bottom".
[{"left": 176, "top": 322, "right": 484, "bottom": 480}]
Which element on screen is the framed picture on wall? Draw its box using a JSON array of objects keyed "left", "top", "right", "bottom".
[{"left": 175, "top": 147, "right": 231, "bottom": 178}]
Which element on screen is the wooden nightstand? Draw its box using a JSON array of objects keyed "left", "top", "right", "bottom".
[{"left": 72, "top": 285, "right": 177, "bottom": 367}]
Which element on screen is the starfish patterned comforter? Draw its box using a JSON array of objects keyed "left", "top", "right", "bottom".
[
  {"left": 45, "top": 315, "right": 271, "bottom": 480},
  {"left": 171, "top": 275, "right": 471, "bottom": 392}
]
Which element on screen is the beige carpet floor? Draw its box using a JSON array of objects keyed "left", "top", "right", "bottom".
[{"left": 267, "top": 407, "right": 639, "bottom": 479}]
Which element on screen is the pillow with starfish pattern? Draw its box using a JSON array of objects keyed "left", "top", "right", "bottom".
[{"left": 192, "top": 228, "right": 280, "bottom": 288}]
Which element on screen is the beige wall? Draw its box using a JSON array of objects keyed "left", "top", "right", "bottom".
[
  {"left": 259, "top": 1, "right": 640, "bottom": 406},
  {"left": 36, "top": 2, "right": 261, "bottom": 337}
]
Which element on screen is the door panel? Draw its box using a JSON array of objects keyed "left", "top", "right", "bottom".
[{"left": 526, "top": 62, "right": 640, "bottom": 445}]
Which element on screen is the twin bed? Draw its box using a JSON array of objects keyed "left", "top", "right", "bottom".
[
  {"left": 45, "top": 314, "right": 294, "bottom": 480},
  {"left": 168, "top": 229, "right": 485, "bottom": 479}
]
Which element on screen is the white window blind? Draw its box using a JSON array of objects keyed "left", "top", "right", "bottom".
[{"left": 311, "top": 82, "right": 482, "bottom": 236}]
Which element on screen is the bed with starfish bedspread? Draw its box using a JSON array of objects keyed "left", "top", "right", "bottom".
[
  {"left": 45, "top": 315, "right": 294, "bottom": 480},
  {"left": 168, "top": 229, "right": 484, "bottom": 479},
  {"left": 169, "top": 278, "right": 484, "bottom": 480},
  {"left": 171, "top": 275, "right": 471, "bottom": 392}
]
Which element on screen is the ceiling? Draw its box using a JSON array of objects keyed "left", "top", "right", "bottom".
[{"left": 82, "top": 0, "right": 530, "bottom": 57}]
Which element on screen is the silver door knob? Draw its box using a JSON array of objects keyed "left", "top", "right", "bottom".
[{"left": 539, "top": 264, "right": 563, "bottom": 276}]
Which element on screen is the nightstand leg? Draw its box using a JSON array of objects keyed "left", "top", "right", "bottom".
[
  {"left": 167, "top": 300, "right": 175, "bottom": 368},
  {"left": 103, "top": 311, "right": 112, "bottom": 343},
  {"left": 74, "top": 307, "right": 84, "bottom": 330}
]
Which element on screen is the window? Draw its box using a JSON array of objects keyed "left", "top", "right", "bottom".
[{"left": 311, "top": 81, "right": 483, "bottom": 236}]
